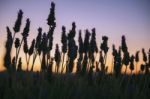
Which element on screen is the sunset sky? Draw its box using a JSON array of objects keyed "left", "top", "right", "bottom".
[{"left": 0, "top": 0, "right": 150, "bottom": 72}]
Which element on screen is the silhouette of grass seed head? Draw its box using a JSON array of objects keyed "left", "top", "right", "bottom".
[
  {"left": 142, "top": 48, "right": 147, "bottom": 63},
  {"left": 22, "top": 18, "right": 30, "bottom": 39},
  {"left": 13, "top": 10, "right": 23, "bottom": 33},
  {"left": 15, "top": 38, "right": 20, "bottom": 48},
  {"left": 28, "top": 39, "right": 35, "bottom": 56}
]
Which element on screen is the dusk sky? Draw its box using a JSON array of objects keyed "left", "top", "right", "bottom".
[{"left": 0, "top": 0, "right": 150, "bottom": 71}]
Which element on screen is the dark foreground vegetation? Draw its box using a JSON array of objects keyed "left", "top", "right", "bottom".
[
  {"left": 1, "top": 1, "right": 150, "bottom": 99},
  {"left": 0, "top": 71, "right": 150, "bottom": 99}
]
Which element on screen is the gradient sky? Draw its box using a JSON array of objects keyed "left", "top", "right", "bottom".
[{"left": 0, "top": 0, "right": 150, "bottom": 72}]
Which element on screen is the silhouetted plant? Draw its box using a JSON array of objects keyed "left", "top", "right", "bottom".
[
  {"left": 112, "top": 45, "right": 117, "bottom": 71},
  {"left": 54, "top": 44, "right": 61, "bottom": 73},
  {"left": 47, "top": 2, "right": 56, "bottom": 67},
  {"left": 129, "top": 55, "right": 134, "bottom": 74},
  {"left": 61, "top": 26, "right": 67, "bottom": 73},
  {"left": 2, "top": 2, "right": 150, "bottom": 98},
  {"left": 3, "top": 27, "right": 13, "bottom": 71},
  {"left": 13, "top": 10, "right": 23, "bottom": 33},
  {"left": 13, "top": 10, "right": 23, "bottom": 41},
  {"left": 82, "top": 29, "right": 90, "bottom": 72},
  {"left": 31, "top": 27, "right": 42, "bottom": 71},
  {"left": 121, "top": 35, "right": 130, "bottom": 74},
  {"left": 145, "top": 64, "right": 149, "bottom": 75},
  {"left": 100, "top": 36, "right": 109, "bottom": 67},
  {"left": 83, "top": 29, "right": 90, "bottom": 53},
  {"left": 47, "top": 2, "right": 56, "bottom": 28},
  {"left": 17, "top": 57, "right": 22, "bottom": 72},
  {"left": 35, "top": 28, "right": 42, "bottom": 55},
  {"left": 142, "top": 48, "right": 149, "bottom": 74},
  {"left": 15, "top": 38, "right": 20, "bottom": 49},
  {"left": 27, "top": 39, "right": 35, "bottom": 71},
  {"left": 14, "top": 38, "right": 20, "bottom": 66},
  {"left": 22, "top": 18, "right": 30, "bottom": 40},
  {"left": 77, "top": 30, "right": 84, "bottom": 73},
  {"left": 67, "top": 22, "right": 78, "bottom": 73},
  {"left": 112, "top": 45, "right": 122, "bottom": 77},
  {"left": 78, "top": 30, "right": 84, "bottom": 55},
  {"left": 99, "top": 51, "right": 105, "bottom": 72},
  {"left": 142, "top": 48, "right": 147, "bottom": 64},
  {"left": 140, "top": 64, "right": 145, "bottom": 74},
  {"left": 16, "top": 18, "right": 30, "bottom": 68},
  {"left": 95, "top": 61, "right": 100, "bottom": 72},
  {"left": 121, "top": 35, "right": 128, "bottom": 53},
  {"left": 28, "top": 39, "right": 35, "bottom": 56},
  {"left": 122, "top": 51, "right": 130, "bottom": 74},
  {"left": 89, "top": 28, "right": 98, "bottom": 69},
  {"left": 81, "top": 53, "right": 88, "bottom": 75},
  {"left": 135, "top": 51, "right": 140, "bottom": 74},
  {"left": 23, "top": 38, "right": 28, "bottom": 68},
  {"left": 11, "top": 56, "right": 16, "bottom": 72},
  {"left": 41, "top": 33, "right": 48, "bottom": 72}
]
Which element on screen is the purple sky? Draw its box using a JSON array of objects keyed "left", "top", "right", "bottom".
[{"left": 0, "top": 0, "right": 150, "bottom": 71}]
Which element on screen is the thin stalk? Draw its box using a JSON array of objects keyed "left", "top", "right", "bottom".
[
  {"left": 27, "top": 55, "right": 31, "bottom": 71},
  {"left": 104, "top": 53, "right": 107, "bottom": 67},
  {"left": 16, "top": 38, "right": 23, "bottom": 64},
  {"left": 62, "top": 55, "right": 68, "bottom": 73},
  {"left": 15, "top": 48, "right": 18, "bottom": 66},
  {"left": 12, "top": 32, "right": 16, "bottom": 48},
  {"left": 12, "top": 32, "right": 16, "bottom": 44},
  {"left": 55, "top": 63, "right": 57, "bottom": 73},
  {"left": 136, "top": 62, "right": 138, "bottom": 74},
  {"left": 31, "top": 51, "right": 38, "bottom": 71},
  {"left": 61, "top": 53, "right": 65, "bottom": 74},
  {"left": 38, "top": 54, "right": 42, "bottom": 64},
  {"left": 46, "top": 51, "right": 51, "bottom": 71},
  {"left": 56, "top": 62, "right": 60, "bottom": 73}
]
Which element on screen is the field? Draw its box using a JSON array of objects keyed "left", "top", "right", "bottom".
[
  {"left": 0, "top": 71, "right": 150, "bottom": 99},
  {"left": 0, "top": 1, "right": 150, "bottom": 99}
]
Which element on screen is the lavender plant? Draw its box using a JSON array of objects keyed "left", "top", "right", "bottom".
[
  {"left": 82, "top": 29, "right": 90, "bottom": 73},
  {"left": 112, "top": 45, "right": 122, "bottom": 77},
  {"left": 23, "top": 38, "right": 28, "bottom": 69},
  {"left": 13, "top": 10, "right": 23, "bottom": 42},
  {"left": 27, "top": 39, "right": 35, "bottom": 71},
  {"left": 77, "top": 30, "right": 84, "bottom": 73},
  {"left": 31, "top": 28, "right": 42, "bottom": 71},
  {"left": 47, "top": 2, "right": 56, "bottom": 67},
  {"left": 135, "top": 51, "right": 140, "bottom": 74},
  {"left": 142, "top": 48, "right": 149, "bottom": 74},
  {"left": 121, "top": 35, "right": 130, "bottom": 74},
  {"left": 17, "top": 57, "right": 22, "bottom": 72},
  {"left": 61, "top": 26, "right": 67, "bottom": 73},
  {"left": 129, "top": 55, "right": 134, "bottom": 74},
  {"left": 67, "top": 22, "right": 78, "bottom": 73},
  {"left": 89, "top": 28, "right": 98, "bottom": 69},
  {"left": 100, "top": 36, "right": 109, "bottom": 72},
  {"left": 41, "top": 33, "right": 48, "bottom": 72},
  {"left": 54, "top": 44, "right": 61, "bottom": 73},
  {"left": 3, "top": 27, "right": 13, "bottom": 71},
  {"left": 16, "top": 18, "right": 30, "bottom": 67}
]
